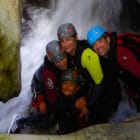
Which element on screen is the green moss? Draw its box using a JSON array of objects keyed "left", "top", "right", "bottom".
[
  {"left": 0, "top": 33, "right": 7, "bottom": 58},
  {"left": 0, "top": 135, "right": 7, "bottom": 140},
  {"left": 0, "top": 32, "right": 21, "bottom": 102}
]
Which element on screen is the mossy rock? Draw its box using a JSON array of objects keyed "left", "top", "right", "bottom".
[{"left": 0, "top": 0, "right": 24, "bottom": 102}]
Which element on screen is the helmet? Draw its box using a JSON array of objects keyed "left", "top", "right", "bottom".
[
  {"left": 46, "top": 40, "right": 66, "bottom": 62},
  {"left": 57, "top": 23, "right": 77, "bottom": 40},
  {"left": 61, "top": 69, "right": 80, "bottom": 83},
  {"left": 87, "top": 25, "right": 106, "bottom": 46}
]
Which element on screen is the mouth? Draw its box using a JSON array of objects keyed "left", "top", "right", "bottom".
[
  {"left": 64, "top": 89, "right": 71, "bottom": 92},
  {"left": 97, "top": 47, "right": 103, "bottom": 54}
]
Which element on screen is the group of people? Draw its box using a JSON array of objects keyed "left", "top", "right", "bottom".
[{"left": 9, "top": 23, "right": 140, "bottom": 134}]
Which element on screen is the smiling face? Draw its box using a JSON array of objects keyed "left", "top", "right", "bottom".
[
  {"left": 60, "top": 36, "right": 77, "bottom": 56},
  {"left": 61, "top": 80, "right": 79, "bottom": 96},
  {"left": 54, "top": 56, "right": 68, "bottom": 70},
  {"left": 92, "top": 37, "right": 110, "bottom": 57}
]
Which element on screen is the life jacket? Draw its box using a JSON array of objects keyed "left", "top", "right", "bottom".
[
  {"left": 116, "top": 32, "right": 140, "bottom": 80},
  {"left": 110, "top": 32, "right": 140, "bottom": 108},
  {"left": 109, "top": 32, "right": 140, "bottom": 78},
  {"left": 31, "top": 56, "right": 60, "bottom": 110},
  {"left": 117, "top": 32, "right": 140, "bottom": 60}
]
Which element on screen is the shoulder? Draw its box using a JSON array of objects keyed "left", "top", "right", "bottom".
[
  {"left": 33, "top": 62, "right": 57, "bottom": 82},
  {"left": 82, "top": 48, "right": 98, "bottom": 60},
  {"left": 75, "top": 40, "right": 91, "bottom": 57},
  {"left": 117, "top": 45, "right": 138, "bottom": 62},
  {"left": 33, "top": 64, "right": 44, "bottom": 80},
  {"left": 77, "top": 39, "right": 90, "bottom": 47},
  {"left": 81, "top": 48, "right": 99, "bottom": 67}
]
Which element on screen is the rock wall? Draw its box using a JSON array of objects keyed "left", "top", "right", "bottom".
[{"left": 0, "top": 0, "right": 24, "bottom": 102}]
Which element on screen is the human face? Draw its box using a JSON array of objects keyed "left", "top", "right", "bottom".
[
  {"left": 61, "top": 81, "right": 79, "bottom": 96},
  {"left": 60, "top": 36, "right": 77, "bottom": 56},
  {"left": 54, "top": 56, "right": 68, "bottom": 70},
  {"left": 92, "top": 37, "right": 110, "bottom": 57}
]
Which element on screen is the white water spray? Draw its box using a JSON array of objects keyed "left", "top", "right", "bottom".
[{"left": 0, "top": 0, "right": 124, "bottom": 133}]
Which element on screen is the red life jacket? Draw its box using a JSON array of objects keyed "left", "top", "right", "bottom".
[
  {"left": 116, "top": 33, "right": 140, "bottom": 79},
  {"left": 41, "top": 68, "right": 59, "bottom": 104},
  {"left": 31, "top": 61, "right": 60, "bottom": 111},
  {"left": 117, "top": 33, "right": 140, "bottom": 59},
  {"left": 110, "top": 32, "right": 140, "bottom": 108}
]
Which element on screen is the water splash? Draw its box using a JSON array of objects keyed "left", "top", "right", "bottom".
[{"left": 0, "top": 0, "right": 123, "bottom": 133}]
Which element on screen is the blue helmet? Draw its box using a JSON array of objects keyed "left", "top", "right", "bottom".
[{"left": 87, "top": 25, "right": 106, "bottom": 46}]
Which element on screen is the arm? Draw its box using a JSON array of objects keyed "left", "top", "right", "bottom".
[
  {"left": 31, "top": 72, "right": 46, "bottom": 112},
  {"left": 75, "top": 97, "right": 89, "bottom": 119},
  {"left": 81, "top": 48, "right": 104, "bottom": 107},
  {"left": 81, "top": 48, "right": 103, "bottom": 84}
]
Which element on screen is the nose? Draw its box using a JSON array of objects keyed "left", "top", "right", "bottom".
[
  {"left": 59, "top": 60, "right": 64, "bottom": 65},
  {"left": 58, "top": 59, "right": 66, "bottom": 67},
  {"left": 93, "top": 42, "right": 99, "bottom": 50},
  {"left": 62, "top": 40, "right": 68, "bottom": 48}
]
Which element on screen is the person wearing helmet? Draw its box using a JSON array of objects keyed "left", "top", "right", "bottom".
[
  {"left": 57, "top": 23, "right": 105, "bottom": 108},
  {"left": 87, "top": 25, "right": 140, "bottom": 122},
  {"left": 57, "top": 23, "right": 123, "bottom": 125},
  {"left": 87, "top": 25, "right": 140, "bottom": 79},
  {"left": 8, "top": 40, "right": 70, "bottom": 133},
  {"left": 31, "top": 40, "right": 69, "bottom": 112},
  {"left": 57, "top": 23, "right": 103, "bottom": 83},
  {"left": 87, "top": 25, "right": 108, "bottom": 57},
  {"left": 46, "top": 40, "right": 68, "bottom": 70},
  {"left": 52, "top": 68, "right": 89, "bottom": 134}
]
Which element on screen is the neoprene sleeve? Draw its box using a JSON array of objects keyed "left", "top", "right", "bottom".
[{"left": 81, "top": 48, "right": 103, "bottom": 84}]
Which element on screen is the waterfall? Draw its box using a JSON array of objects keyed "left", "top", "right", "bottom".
[
  {"left": 48, "top": 0, "right": 57, "bottom": 11},
  {"left": 0, "top": 0, "right": 129, "bottom": 133}
]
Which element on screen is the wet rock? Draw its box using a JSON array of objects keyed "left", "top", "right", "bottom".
[
  {"left": 1, "top": 119, "right": 140, "bottom": 139},
  {"left": 0, "top": 0, "right": 24, "bottom": 102}
]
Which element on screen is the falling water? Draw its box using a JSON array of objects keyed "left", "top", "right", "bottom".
[{"left": 0, "top": 0, "right": 129, "bottom": 133}]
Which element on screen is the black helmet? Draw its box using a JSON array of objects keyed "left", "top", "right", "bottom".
[
  {"left": 46, "top": 40, "right": 66, "bottom": 62},
  {"left": 61, "top": 68, "right": 80, "bottom": 83},
  {"left": 57, "top": 23, "right": 77, "bottom": 40}
]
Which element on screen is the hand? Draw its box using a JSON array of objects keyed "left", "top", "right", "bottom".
[
  {"left": 75, "top": 97, "right": 87, "bottom": 111},
  {"left": 80, "top": 106, "right": 89, "bottom": 119},
  {"left": 39, "top": 102, "right": 47, "bottom": 114}
]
